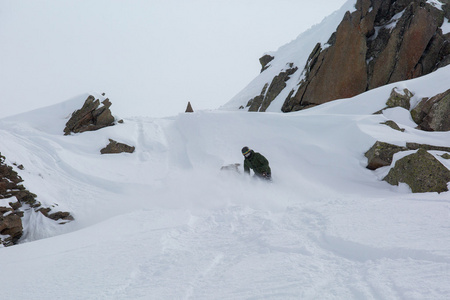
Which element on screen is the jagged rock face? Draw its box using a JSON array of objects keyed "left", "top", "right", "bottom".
[
  {"left": 100, "top": 139, "right": 135, "bottom": 154},
  {"left": 248, "top": 65, "right": 298, "bottom": 112},
  {"left": 411, "top": 89, "right": 450, "bottom": 131},
  {"left": 64, "top": 95, "right": 115, "bottom": 135},
  {"left": 282, "top": 0, "right": 450, "bottom": 112},
  {"left": 383, "top": 148, "right": 450, "bottom": 193},
  {"left": 0, "top": 153, "right": 73, "bottom": 247},
  {"left": 1, "top": 154, "right": 25, "bottom": 246}
]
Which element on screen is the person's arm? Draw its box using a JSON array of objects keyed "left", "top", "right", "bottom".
[{"left": 244, "top": 160, "right": 250, "bottom": 174}]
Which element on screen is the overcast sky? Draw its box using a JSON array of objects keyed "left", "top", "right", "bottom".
[{"left": 0, "top": 0, "right": 349, "bottom": 118}]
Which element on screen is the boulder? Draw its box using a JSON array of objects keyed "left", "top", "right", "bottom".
[
  {"left": 100, "top": 139, "right": 135, "bottom": 154},
  {"left": 411, "top": 89, "right": 450, "bottom": 131},
  {"left": 365, "top": 141, "right": 450, "bottom": 170},
  {"left": 281, "top": 0, "right": 450, "bottom": 112},
  {"left": 0, "top": 212, "right": 23, "bottom": 247},
  {"left": 259, "top": 54, "right": 274, "bottom": 72},
  {"left": 383, "top": 148, "right": 450, "bottom": 193},
  {"left": 64, "top": 95, "right": 115, "bottom": 135},
  {"left": 386, "top": 88, "right": 414, "bottom": 110},
  {"left": 365, "top": 141, "right": 407, "bottom": 170}
]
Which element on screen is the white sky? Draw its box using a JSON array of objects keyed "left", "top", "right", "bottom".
[{"left": 0, "top": 0, "right": 348, "bottom": 118}]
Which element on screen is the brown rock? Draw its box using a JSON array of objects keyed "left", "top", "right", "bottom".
[
  {"left": 365, "top": 141, "right": 407, "bottom": 170},
  {"left": 281, "top": 0, "right": 450, "bottom": 112},
  {"left": 248, "top": 65, "right": 297, "bottom": 112},
  {"left": 386, "top": 88, "right": 413, "bottom": 110},
  {"left": 259, "top": 54, "right": 274, "bottom": 72},
  {"left": 365, "top": 141, "right": 450, "bottom": 170},
  {"left": 0, "top": 213, "right": 23, "bottom": 246},
  {"left": 247, "top": 84, "right": 268, "bottom": 111},
  {"left": 100, "top": 139, "right": 135, "bottom": 154},
  {"left": 284, "top": 10, "right": 368, "bottom": 111},
  {"left": 381, "top": 120, "right": 405, "bottom": 132},
  {"left": 1, "top": 152, "right": 73, "bottom": 246},
  {"left": 383, "top": 148, "right": 450, "bottom": 193},
  {"left": 64, "top": 96, "right": 116, "bottom": 135},
  {"left": 411, "top": 89, "right": 450, "bottom": 131},
  {"left": 259, "top": 65, "right": 298, "bottom": 112}
]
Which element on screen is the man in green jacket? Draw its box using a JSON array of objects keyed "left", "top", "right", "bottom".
[{"left": 241, "top": 146, "right": 271, "bottom": 180}]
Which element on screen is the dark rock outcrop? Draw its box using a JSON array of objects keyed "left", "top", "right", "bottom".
[
  {"left": 64, "top": 95, "right": 115, "bottom": 135},
  {"left": 281, "top": 0, "right": 450, "bottom": 112},
  {"left": 365, "top": 141, "right": 407, "bottom": 170},
  {"left": 383, "top": 148, "right": 450, "bottom": 193},
  {"left": 248, "top": 65, "right": 298, "bottom": 112},
  {"left": 406, "top": 143, "right": 450, "bottom": 153},
  {"left": 100, "top": 139, "right": 135, "bottom": 154},
  {"left": 259, "top": 54, "right": 274, "bottom": 72},
  {"left": 411, "top": 89, "right": 450, "bottom": 131},
  {"left": 381, "top": 120, "right": 405, "bottom": 132},
  {"left": 1, "top": 153, "right": 73, "bottom": 247},
  {"left": 247, "top": 83, "right": 269, "bottom": 111},
  {"left": 386, "top": 88, "right": 414, "bottom": 110},
  {"left": 0, "top": 203, "right": 23, "bottom": 247},
  {"left": 365, "top": 141, "right": 450, "bottom": 170}
]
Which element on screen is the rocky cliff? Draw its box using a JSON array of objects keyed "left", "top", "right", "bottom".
[
  {"left": 0, "top": 153, "right": 73, "bottom": 247},
  {"left": 234, "top": 0, "right": 450, "bottom": 112},
  {"left": 283, "top": 0, "right": 450, "bottom": 111}
]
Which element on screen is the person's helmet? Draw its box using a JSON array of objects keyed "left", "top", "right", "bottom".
[{"left": 242, "top": 146, "right": 251, "bottom": 157}]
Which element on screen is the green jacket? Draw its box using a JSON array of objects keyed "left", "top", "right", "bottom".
[{"left": 244, "top": 151, "right": 271, "bottom": 175}]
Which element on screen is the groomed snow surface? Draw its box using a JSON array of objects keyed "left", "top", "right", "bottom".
[{"left": 1, "top": 65, "right": 450, "bottom": 299}]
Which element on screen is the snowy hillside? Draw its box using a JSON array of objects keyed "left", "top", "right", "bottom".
[{"left": 1, "top": 63, "right": 450, "bottom": 299}]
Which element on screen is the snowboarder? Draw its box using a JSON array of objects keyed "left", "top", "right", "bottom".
[{"left": 241, "top": 146, "right": 271, "bottom": 180}]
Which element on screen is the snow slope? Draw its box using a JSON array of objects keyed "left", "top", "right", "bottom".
[{"left": 1, "top": 64, "right": 450, "bottom": 299}]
